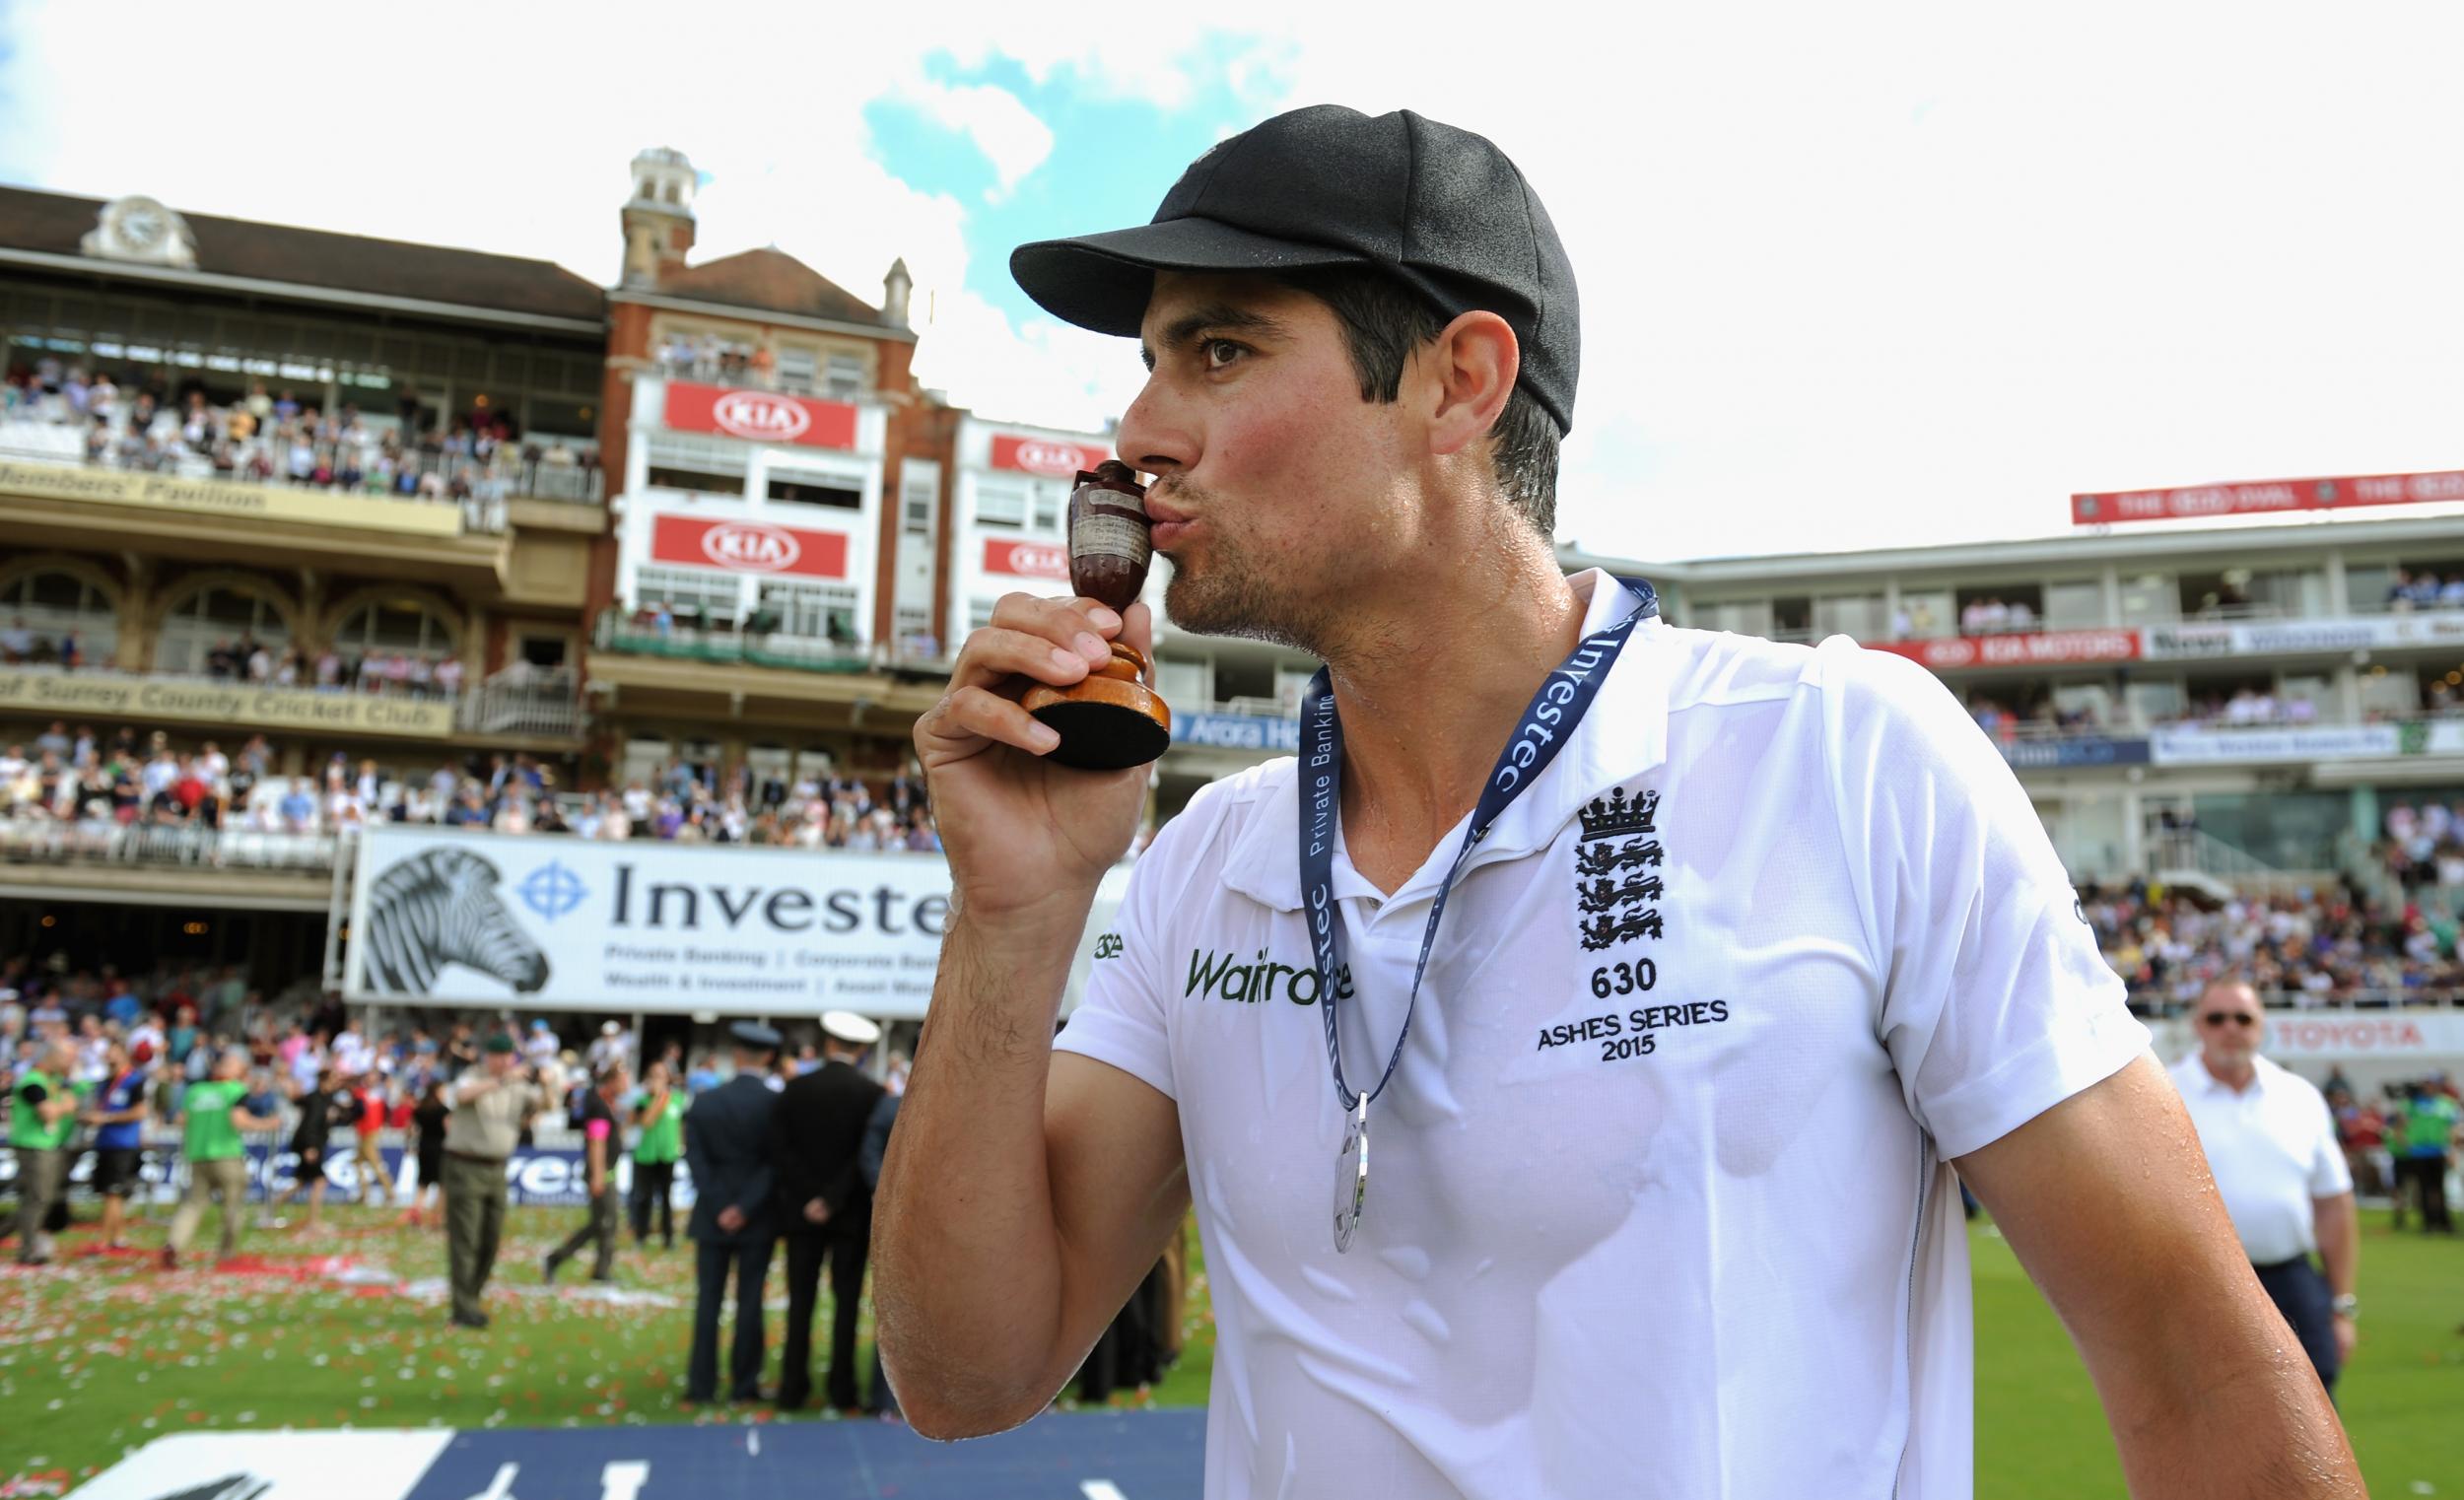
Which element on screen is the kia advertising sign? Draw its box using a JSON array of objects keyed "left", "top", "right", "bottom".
[
  {"left": 992, "top": 433, "right": 1111, "bottom": 478},
  {"left": 342, "top": 826, "right": 953, "bottom": 1016},
  {"left": 1867, "top": 629, "right": 2142, "bottom": 670},
  {"left": 984, "top": 536, "right": 1071, "bottom": 580},
  {"left": 650, "top": 513, "right": 849, "bottom": 579},
  {"left": 664, "top": 381, "right": 857, "bottom": 449},
  {"left": 2072, "top": 468, "right": 2464, "bottom": 526}
]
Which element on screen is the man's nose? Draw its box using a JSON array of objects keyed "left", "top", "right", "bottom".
[{"left": 1113, "top": 375, "right": 1197, "bottom": 480}]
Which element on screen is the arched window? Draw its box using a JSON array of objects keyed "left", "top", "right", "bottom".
[
  {"left": 157, "top": 583, "right": 289, "bottom": 675},
  {"left": 0, "top": 570, "right": 118, "bottom": 666},
  {"left": 333, "top": 600, "right": 457, "bottom": 658}
]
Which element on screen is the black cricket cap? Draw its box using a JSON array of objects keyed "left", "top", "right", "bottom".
[{"left": 1011, "top": 104, "right": 1580, "bottom": 436}]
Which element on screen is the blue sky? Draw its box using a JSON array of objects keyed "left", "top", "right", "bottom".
[{"left": 862, "top": 50, "right": 1262, "bottom": 330}]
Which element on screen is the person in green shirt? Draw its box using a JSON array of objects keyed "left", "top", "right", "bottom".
[
  {"left": 164, "top": 1049, "right": 278, "bottom": 1267},
  {"left": 628, "top": 1059, "right": 684, "bottom": 1250},
  {"left": 2392, "top": 1084, "right": 2459, "bottom": 1234},
  {"left": 10, "top": 1040, "right": 79, "bottom": 1265}
]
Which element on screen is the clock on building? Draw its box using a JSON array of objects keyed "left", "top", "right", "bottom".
[{"left": 81, "top": 195, "right": 198, "bottom": 269}]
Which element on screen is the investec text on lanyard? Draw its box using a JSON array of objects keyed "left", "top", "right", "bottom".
[{"left": 1300, "top": 579, "right": 1658, "bottom": 1253}]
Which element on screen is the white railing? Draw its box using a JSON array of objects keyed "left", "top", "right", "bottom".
[
  {"left": 2146, "top": 829, "right": 2319, "bottom": 884},
  {"left": 0, "top": 818, "right": 340, "bottom": 870},
  {"left": 0, "top": 417, "right": 603, "bottom": 523},
  {"left": 456, "top": 673, "right": 583, "bottom": 737}
]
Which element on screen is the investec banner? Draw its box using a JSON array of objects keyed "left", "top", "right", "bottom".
[
  {"left": 2143, "top": 613, "right": 2464, "bottom": 660},
  {"left": 0, "top": 666, "right": 454, "bottom": 736},
  {"left": 0, "top": 458, "right": 463, "bottom": 536},
  {"left": 344, "top": 825, "right": 949, "bottom": 1016},
  {"left": 2149, "top": 724, "right": 2404, "bottom": 765}
]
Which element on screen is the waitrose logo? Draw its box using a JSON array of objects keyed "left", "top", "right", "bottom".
[{"left": 1186, "top": 947, "right": 1354, "bottom": 1006}]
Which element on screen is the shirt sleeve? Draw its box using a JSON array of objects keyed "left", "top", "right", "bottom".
[
  {"left": 1052, "top": 854, "right": 1178, "bottom": 1102},
  {"left": 1820, "top": 641, "right": 2152, "bottom": 1159}
]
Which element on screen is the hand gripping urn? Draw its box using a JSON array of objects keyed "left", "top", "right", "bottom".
[{"left": 1021, "top": 461, "right": 1173, "bottom": 769}]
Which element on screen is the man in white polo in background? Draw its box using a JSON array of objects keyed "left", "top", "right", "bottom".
[{"left": 2169, "top": 978, "right": 2359, "bottom": 1398}]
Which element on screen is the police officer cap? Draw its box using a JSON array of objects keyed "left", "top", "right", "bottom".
[
  {"left": 729, "top": 1020, "right": 784, "bottom": 1053},
  {"left": 482, "top": 1033, "right": 517, "bottom": 1055},
  {"left": 821, "top": 1010, "right": 881, "bottom": 1046}
]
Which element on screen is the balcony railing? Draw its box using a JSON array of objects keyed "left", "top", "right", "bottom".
[
  {"left": 594, "top": 610, "right": 949, "bottom": 678},
  {"left": 460, "top": 671, "right": 584, "bottom": 737},
  {"left": 0, "top": 416, "right": 602, "bottom": 527},
  {"left": 651, "top": 355, "right": 861, "bottom": 401},
  {"left": 0, "top": 818, "right": 340, "bottom": 872}
]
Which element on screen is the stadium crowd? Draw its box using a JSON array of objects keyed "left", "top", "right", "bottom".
[
  {"left": 2381, "top": 798, "right": 2464, "bottom": 896},
  {"left": 0, "top": 723, "right": 935, "bottom": 852},
  {"left": 0, "top": 360, "right": 598, "bottom": 507},
  {"left": 2385, "top": 568, "right": 2464, "bottom": 611},
  {"left": 2086, "top": 879, "right": 2463, "bottom": 1012}
]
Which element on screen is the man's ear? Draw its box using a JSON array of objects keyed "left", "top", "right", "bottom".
[{"left": 1419, "top": 310, "right": 1521, "bottom": 459}]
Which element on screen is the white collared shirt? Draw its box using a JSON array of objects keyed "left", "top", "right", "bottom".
[
  {"left": 2167, "top": 1052, "right": 2351, "bottom": 1264},
  {"left": 1059, "top": 570, "right": 2150, "bottom": 1500}
]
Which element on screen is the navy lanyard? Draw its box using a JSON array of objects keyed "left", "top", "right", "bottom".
[{"left": 1299, "top": 579, "right": 1658, "bottom": 1112}]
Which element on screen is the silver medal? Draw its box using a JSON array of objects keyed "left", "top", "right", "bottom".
[{"left": 1332, "top": 1096, "right": 1369, "bottom": 1254}]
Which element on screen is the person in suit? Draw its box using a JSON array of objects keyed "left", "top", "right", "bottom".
[
  {"left": 857, "top": 1074, "right": 904, "bottom": 1418},
  {"left": 683, "top": 1021, "right": 782, "bottom": 1402},
  {"left": 772, "top": 1010, "right": 888, "bottom": 1412}
]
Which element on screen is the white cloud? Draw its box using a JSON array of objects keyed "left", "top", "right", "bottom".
[
  {"left": 882, "top": 77, "right": 1056, "bottom": 199},
  {"left": 3, "top": 0, "right": 2457, "bottom": 564}
]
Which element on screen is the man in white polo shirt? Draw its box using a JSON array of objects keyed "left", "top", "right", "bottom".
[
  {"left": 2169, "top": 979, "right": 2359, "bottom": 1398},
  {"left": 875, "top": 105, "right": 2362, "bottom": 1498}
]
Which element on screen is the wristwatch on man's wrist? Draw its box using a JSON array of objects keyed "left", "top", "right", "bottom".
[{"left": 2330, "top": 1293, "right": 2359, "bottom": 1320}]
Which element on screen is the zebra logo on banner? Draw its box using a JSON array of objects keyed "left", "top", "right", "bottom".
[{"left": 363, "top": 849, "right": 551, "bottom": 997}]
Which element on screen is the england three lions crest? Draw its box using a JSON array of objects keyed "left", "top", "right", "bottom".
[{"left": 1576, "top": 785, "right": 1667, "bottom": 953}]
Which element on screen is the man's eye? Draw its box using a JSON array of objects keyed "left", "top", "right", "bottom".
[{"left": 1202, "top": 339, "right": 1245, "bottom": 369}]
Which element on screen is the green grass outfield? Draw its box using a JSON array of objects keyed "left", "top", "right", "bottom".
[{"left": 2, "top": 1205, "right": 2455, "bottom": 1494}]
